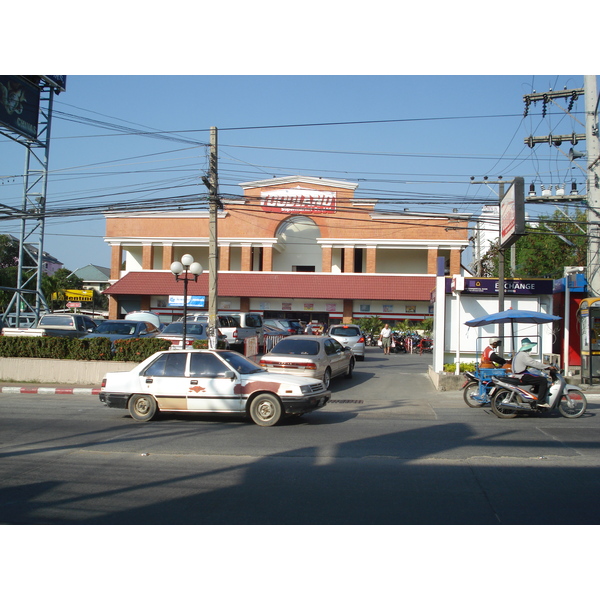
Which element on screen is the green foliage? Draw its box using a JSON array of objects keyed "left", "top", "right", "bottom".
[
  {"left": 191, "top": 339, "right": 228, "bottom": 349},
  {"left": 420, "top": 317, "right": 434, "bottom": 334},
  {"left": 353, "top": 316, "right": 384, "bottom": 336},
  {"left": 0, "top": 336, "right": 171, "bottom": 362},
  {"left": 481, "top": 207, "right": 587, "bottom": 279},
  {"left": 112, "top": 337, "right": 172, "bottom": 361},
  {"left": 443, "top": 362, "right": 476, "bottom": 373}
]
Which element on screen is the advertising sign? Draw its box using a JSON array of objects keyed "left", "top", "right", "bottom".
[
  {"left": 62, "top": 289, "right": 94, "bottom": 301},
  {"left": 169, "top": 295, "right": 206, "bottom": 307},
  {"left": 445, "top": 278, "right": 553, "bottom": 295},
  {"left": 500, "top": 177, "right": 525, "bottom": 248},
  {"left": 260, "top": 188, "right": 336, "bottom": 214},
  {"left": 0, "top": 75, "right": 40, "bottom": 140}
]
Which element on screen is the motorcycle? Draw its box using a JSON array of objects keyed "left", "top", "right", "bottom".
[
  {"left": 462, "top": 370, "right": 498, "bottom": 407},
  {"left": 489, "top": 369, "right": 587, "bottom": 419}
]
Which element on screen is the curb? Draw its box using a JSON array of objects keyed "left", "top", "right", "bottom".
[{"left": 0, "top": 386, "right": 100, "bottom": 395}]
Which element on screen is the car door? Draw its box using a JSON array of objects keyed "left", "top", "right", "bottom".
[
  {"left": 140, "top": 351, "right": 190, "bottom": 410},
  {"left": 324, "top": 338, "right": 349, "bottom": 377},
  {"left": 186, "top": 352, "right": 243, "bottom": 412}
]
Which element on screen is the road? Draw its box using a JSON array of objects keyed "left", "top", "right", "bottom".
[{"left": 1, "top": 348, "right": 600, "bottom": 525}]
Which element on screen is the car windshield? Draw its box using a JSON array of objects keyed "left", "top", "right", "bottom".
[
  {"left": 219, "top": 351, "right": 265, "bottom": 374},
  {"left": 330, "top": 326, "right": 359, "bottom": 336},
  {"left": 162, "top": 322, "right": 204, "bottom": 335},
  {"left": 96, "top": 322, "right": 136, "bottom": 335},
  {"left": 271, "top": 339, "right": 320, "bottom": 356}
]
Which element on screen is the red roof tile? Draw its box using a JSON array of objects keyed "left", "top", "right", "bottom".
[{"left": 104, "top": 271, "right": 435, "bottom": 301}]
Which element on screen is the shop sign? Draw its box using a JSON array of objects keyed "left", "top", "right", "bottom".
[
  {"left": 445, "top": 278, "right": 553, "bottom": 295},
  {"left": 168, "top": 295, "right": 206, "bottom": 307},
  {"left": 260, "top": 188, "right": 336, "bottom": 214}
]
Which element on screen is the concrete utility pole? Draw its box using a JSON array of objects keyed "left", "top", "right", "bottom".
[
  {"left": 208, "top": 126, "right": 219, "bottom": 349},
  {"left": 584, "top": 75, "right": 600, "bottom": 296}
]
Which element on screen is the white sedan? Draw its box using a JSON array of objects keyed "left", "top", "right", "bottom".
[{"left": 100, "top": 349, "right": 331, "bottom": 426}]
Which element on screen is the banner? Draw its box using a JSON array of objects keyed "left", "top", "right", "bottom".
[{"left": 0, "top": 76, "right": 40, "bottom": 140}]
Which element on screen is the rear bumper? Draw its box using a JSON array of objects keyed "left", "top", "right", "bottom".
[{"left": 99, "top": 392, "right": 130, "bottom": 409}]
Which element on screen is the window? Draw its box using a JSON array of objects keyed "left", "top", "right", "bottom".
[
  {"left": 144, "top": 353, "right": 187, "bottom": 377},
  {"left": 246, "top": 314, "right": 262, "bottom": 327},
  {"left": 190, "top": 353, "right": 229, "bottom": 377}
]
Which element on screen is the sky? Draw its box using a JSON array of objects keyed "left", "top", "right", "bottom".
[
  {"left": 4, "top": 5, "right": 597, "bottom": 593},
  {"left": 1, "top": 73, "right": 594, "bottom": 272}
]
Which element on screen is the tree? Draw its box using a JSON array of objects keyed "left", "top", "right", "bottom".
[{"left": 480, "top": 207, "right": 587, "bottom": 279}]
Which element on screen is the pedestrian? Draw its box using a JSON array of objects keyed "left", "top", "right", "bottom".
[
  {"left": 379, "top": 323, "right": 392, "bottom": 355},
  {"left": 512, "top": 337, "right": 554, "bottom": 407}
]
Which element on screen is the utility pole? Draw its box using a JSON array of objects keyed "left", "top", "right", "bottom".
[
  {"left": 470, "top": 178, "right": 507, "bottom": 340},
  {"left": 521, "top": 78, "right": 600, "bottom": 294},
  {"left": 208, "top": 126, "right": 219, "bottom": 349},
  {"left": 584, "top": 75, "right": 600, "bottom": 296}
]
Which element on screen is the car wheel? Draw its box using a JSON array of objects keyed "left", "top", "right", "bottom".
[
  {"left": 323, "top": 368, "right": 332, "bottom": 389},
  {"left": 249, "top": 393, "right": 283, "bottom": 427},
  {"left": 128, "top": 394, "right": 158, "bottom": 422}
]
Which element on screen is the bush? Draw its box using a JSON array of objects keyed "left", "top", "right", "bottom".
[
  {"left": 443, "top": 362, "right": 476, "bottom": 373},
  {"left": 0, "top": 335, "right": 171, "bottom": 362},
  {"left": 112, "top": 338, "right": 172, "bottom": 362}
]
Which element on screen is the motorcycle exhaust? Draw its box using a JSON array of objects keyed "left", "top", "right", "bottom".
[{"left": 497, "top": 401, "right": 534, "bottom": 411}]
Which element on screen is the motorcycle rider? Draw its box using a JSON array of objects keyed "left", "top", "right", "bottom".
[
  {"left": 481, "top": 337, "right": 508, "bottom": 367},
  {"left": 512, "top": 337, "right": 554, "bottom": 407}
]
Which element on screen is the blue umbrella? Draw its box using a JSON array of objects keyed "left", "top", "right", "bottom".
[
  {"left": 465, "top": 308, "right": 561, "bottom": 327},
  {"left": 465, "top": 308, "right": 561, "bottom": 356}
]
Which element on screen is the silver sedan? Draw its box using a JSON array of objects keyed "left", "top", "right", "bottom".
[{"left": 259, "top": 335, "right": 355, "bottom": 389}]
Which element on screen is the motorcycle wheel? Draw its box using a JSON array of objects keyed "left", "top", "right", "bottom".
[
  {"left": 490, "top": 390, "right": 519, "bottom": 419},
  {"left": 463, "top": 381, "right": 482, "bottom": 408},
  {"left": 558, "top": 390, "right": 587, "bottom": 418}
]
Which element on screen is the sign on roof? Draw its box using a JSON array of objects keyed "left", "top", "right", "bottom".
[{"left": 260, "top": 188, "right": 336, "bottom": 214}]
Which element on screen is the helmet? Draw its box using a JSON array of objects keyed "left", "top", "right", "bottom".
[{"left": 489, "top": 337, "right": 501, "bottom": 345}]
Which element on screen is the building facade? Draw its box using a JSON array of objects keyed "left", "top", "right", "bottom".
[{"left": 103, "top": 176, "right": 470, "bottom": 325}]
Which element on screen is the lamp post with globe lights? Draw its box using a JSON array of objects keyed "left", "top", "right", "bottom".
[{"left": 170, "top": 254, "right": 203, "bottom": 349}]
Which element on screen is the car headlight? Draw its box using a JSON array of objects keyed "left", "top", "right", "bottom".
[{"left": 300, "top": 385, "right": 312, "bottom": 394}]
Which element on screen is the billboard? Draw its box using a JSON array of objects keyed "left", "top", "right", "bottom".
[
  {"left": 500, "top": 177, "right": 525, "bottom": 248},
  {"left": 0, "top": 75, "right": 40, "bottom": 140}
]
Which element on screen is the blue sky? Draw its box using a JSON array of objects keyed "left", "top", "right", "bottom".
[
  {"left": 3, "top": 5, "right": 596, "bottom": 273},
  {"left": 2, "top": 74, "right": 593, "bottom": 271}
]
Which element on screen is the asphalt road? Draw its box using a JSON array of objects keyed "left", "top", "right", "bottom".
[{"left": 1, "top": 347, "right": 600, "bottom": 525}]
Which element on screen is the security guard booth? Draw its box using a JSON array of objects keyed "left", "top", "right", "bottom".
[{"left": 579, "top": 297, "right": 600, "bottom": 383}]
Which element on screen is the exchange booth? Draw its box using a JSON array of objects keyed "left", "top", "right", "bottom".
[{"left": 579, "top": 297, "right": 600, "bottom": 383}]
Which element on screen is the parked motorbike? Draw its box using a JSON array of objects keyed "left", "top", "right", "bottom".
[{"left": 490, "top": 369, "right": 587, "bottom": 419}]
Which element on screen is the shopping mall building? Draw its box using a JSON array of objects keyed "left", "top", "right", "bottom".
[{"left": 103, "top": 176, "right": 470, "bottom": 325}]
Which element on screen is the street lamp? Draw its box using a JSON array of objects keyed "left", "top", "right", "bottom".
[{"left": 170, "top": 254, "right": 203, "bottom": 349}]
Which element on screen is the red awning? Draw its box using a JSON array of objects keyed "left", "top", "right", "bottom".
[{"left": 104, "top": 271, "right": 435, "bottom": 301}]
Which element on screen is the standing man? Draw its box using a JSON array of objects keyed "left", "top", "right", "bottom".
[{"left": 379, "top": 323, "right": 392, "bottom": 355}]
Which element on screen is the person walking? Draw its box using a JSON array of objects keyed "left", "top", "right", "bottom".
[{"left": 379, "top": 323, "right": 392, "bottom": 355}]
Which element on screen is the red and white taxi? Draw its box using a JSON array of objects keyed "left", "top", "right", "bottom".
[{"left": 100, "top": 349, "right": 330, "bottom": 426}]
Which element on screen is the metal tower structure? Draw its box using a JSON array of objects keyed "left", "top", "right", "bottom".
[{"left": 0, "top": 76, "right": 65, "bottom": 326}]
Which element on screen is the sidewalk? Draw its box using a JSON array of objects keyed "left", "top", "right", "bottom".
[{"left": 0, "top": 383, "right": 100, "bottom": 395}]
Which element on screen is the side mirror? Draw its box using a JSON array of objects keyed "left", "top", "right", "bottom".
[{"left": 224, "top": 370, "right": 236, "bottom": 380}]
